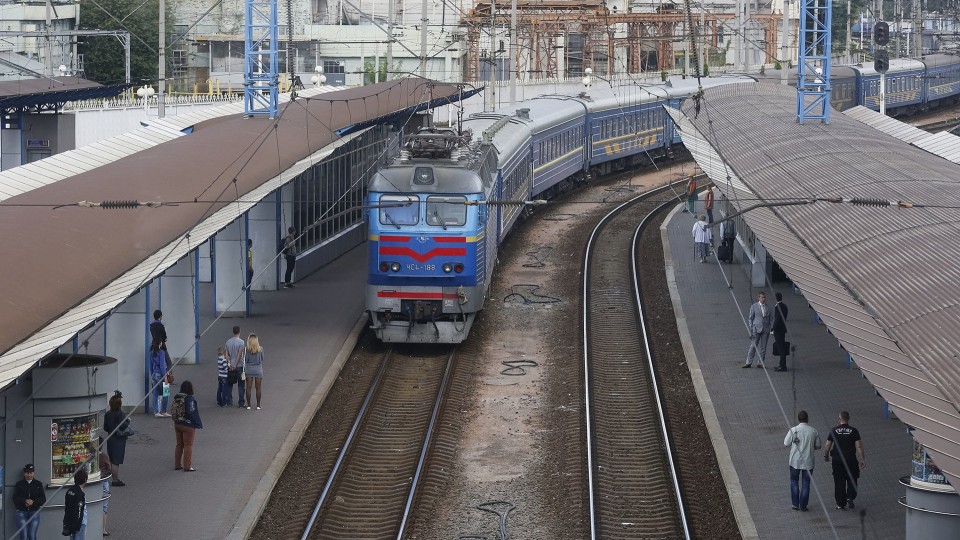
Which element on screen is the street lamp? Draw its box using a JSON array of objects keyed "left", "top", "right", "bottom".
[
  {"left": 310, "top": 65, "right": 326, "bottom": 86},
  {"left": 136, "top": 85, "right": 155, "bottom": 114}
]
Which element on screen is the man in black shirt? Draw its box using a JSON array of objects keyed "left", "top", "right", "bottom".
[
  {"left": 150, "top": 309, "right": 168, "bottom": 353},
  {"left": 823, "top": 411, "right": 866, "bottom": 510},
  {"left": 13, "top": 463, "right": 46, "bottom": 540}
]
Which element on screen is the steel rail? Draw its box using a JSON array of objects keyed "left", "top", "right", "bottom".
[
  {"left": 630, "top": 196, "right": 692, "bottom": 540},
  {"left": 396, "top": 347, "right": 457, "bottom": 538},
  {"left": 300, "top": 347, "right": 393, "bottom": 540},
  {"left": 581, "top": 180, "right": 688, "bottom": 539}
]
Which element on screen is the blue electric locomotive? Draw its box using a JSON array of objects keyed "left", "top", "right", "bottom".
[{"left": 365, "top": 76, "right": 753, "bottom": 343}]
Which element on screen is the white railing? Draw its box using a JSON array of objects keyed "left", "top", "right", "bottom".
[
  {"left": 64, "top": 93, "right": 243, "bottom": 112},
  {"left": 463, "top": 66, "right": 735, "bottom": 89}
]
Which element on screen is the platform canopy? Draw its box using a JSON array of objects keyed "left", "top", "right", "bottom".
[
  {"left": 0, "top": 77, "right": 476, "bottom": 387},
  {"left": 668, "top": 82, "right": 960, "bottom": 487},
  {"left": 0, "top": 77, "right": 133, "bottom": 114}
]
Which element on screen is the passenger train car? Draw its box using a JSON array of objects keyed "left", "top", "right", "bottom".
[
  {"left": 753, "top": 53, "right": 960, "bottom": 114},
  {"left": 365, "top": 76, "right": 752, "bottom": 343}
]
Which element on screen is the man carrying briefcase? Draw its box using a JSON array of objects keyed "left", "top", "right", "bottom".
[{"left": 772, "top": 292, "right": 790, "bottom": 371}]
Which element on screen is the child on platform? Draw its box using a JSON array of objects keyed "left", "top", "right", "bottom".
[{"left": 216, "top": 347, "right": 229, "bottom": 407}]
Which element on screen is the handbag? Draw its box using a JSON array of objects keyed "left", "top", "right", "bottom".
[
  {"left": 227, "top": 369, "right": 239, "bottom": 385},
  {"left": 117, "top": 421, "right": 135, "bottom": 438},
  {"left": 773, "top": 341, "right": 791, "bottom": 356},
  {"left": 240, "top": 352, "right": 247, "bottom": 381}
]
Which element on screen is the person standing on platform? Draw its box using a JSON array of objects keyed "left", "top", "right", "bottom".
[
  {"left": 773, "top": 292, "right": 790, "bottom": 372},
  {"left": 784, "top": 410, "right": 821, "bottom": 511},
  {"left": 686, "top": 176, "right": 697, "bottom": 213},
  {"left": 744, "top": 291, "right": 774, "bottom": 368},
  {"left": 691, "top": 215, "right": 712, "bottom": 263},
  {"left": 225, "top": 326, "right": 245, "bottom": 408},
  {"left": 246, "top": 239, "right": 254, "bottom": 287},
  {"left": 283, "top": 227, "right": 297, "bottom": 288},
  {"left": 149, "top": 339, "right": 171, "bottom": 417},
  {"left": 216, "top": 346, "right": 229, "bottom": 407},
  {"left": 824, "top": 411, "right": 866, "bottom": 510},
  {"left": 99, "top": 440, "right": 111, "bottom": 536},
  {"left": 149, "top": 310, "right": 167, "bottom": 353},
  {"left": 13, "top": 463, "right": 45, "bottom": 540},
  {"left": 62, "top": 468, "right": 87, "bottom": 540},
  {"left": 704, "top": 185, "right": 715, "bottom": 224},
  {"left": 173, "top": 380, "right": 203, "bottom": 472},
  {"left": 103, "top": 392, "right": 129, "bottom": 486},
  {"left": 244, "top": 334, "right": 265, "bottom": 410}
]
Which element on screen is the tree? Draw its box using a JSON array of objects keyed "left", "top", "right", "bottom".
[{"left": 78, "top": 0, "right": 173, "bottom": 84}]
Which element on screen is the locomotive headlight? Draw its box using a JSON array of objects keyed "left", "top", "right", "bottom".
[
  {"left": 390, "top": 262, "right": 402, "bottom": 272},
  {"left": 442, "top": 263, "right": 453, "bottom": 273},
  {"left": 454, "top": 263, "right": 464, "bottom": 273},
  {"left": 379, "top": 262, "right": 389, "bottom": 272}
]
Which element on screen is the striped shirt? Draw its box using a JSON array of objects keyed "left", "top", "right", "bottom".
[{"left": 217, "top": 355, "right": 229, "bottom": 378}]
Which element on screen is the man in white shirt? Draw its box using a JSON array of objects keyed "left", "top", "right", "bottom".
[
  {"left": 784, "top": 410, "right": 821, "bottom": 511},
  {"left": 691, "top": 215, "right": 712, "bottom": 263}
]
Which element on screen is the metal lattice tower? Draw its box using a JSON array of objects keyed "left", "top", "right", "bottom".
[
  {"left": 796, "top": 0, "right": 831, "bottom": 123},
  {"left": 244, "top": 0, "right": 279, "bottom": 118}
]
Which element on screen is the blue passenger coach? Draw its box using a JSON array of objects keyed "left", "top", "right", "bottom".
[{"left": 366, "top": 76, "right": 754, "bottom": 343}]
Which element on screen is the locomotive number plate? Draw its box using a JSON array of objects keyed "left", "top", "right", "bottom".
[{"left": 406, "top": 263, "right": 436, "bottom": 272}]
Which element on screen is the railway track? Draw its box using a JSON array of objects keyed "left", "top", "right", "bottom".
[
  {"left": 582, "top": 183, "right": 689, "bottom": 539},
  {"left": 300, "top": 346, "right": 455, "bottom": 539}
]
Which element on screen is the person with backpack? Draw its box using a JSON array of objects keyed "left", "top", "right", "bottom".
[
  {"left": 62, "top": 468, "right": 87, "bottom": 540},
  {"left": 172, "top": 380, "right": 203, "bottom": 472}
]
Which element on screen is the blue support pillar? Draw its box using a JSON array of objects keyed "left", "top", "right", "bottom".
[
  {"left": 244, "top": 0, "right": 279, "bottom": 118},
  {"left": 796, "top": 0, "right": 832, "bottom": 123}
]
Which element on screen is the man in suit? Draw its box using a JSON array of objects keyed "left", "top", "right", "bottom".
[
  {"left": 773, "top": 292, "right": 790, "bottom": 372},
  {"left": 743, "top": 291, "right": 774, "bottom": 368}
]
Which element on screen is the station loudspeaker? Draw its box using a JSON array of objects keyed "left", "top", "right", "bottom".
[
  {"left": 875, "top": 49, "right": 890, "bottom": 74},
  {"left": 874, "top": 21, "right": 890, "bottom": 46}
]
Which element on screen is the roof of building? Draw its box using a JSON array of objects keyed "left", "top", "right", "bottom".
[
  {"left": 0, "top": 76, "right": 131, "bottom": 112},
  {"left": 0, "top": 78, "right": 471, "bottom": 386},
  {"left": 669, "top": 81, "right": 960, "bottom": 487}
]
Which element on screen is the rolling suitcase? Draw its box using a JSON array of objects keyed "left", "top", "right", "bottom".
[{"left": 718, "top": 242, "right": 733, "bottom": 263}]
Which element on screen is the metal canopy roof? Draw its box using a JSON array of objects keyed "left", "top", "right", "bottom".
[
  {"left": 0, "top": 78, "right": 471, "bottom": 387},
  {"left": 668, "top": 82, "right": 960, "bottom": 487},
  {"left": 845, "top": 106, "right": 960, "bottom": 165},
  {"left": 0, "top": 77, "right": 132, "bottom": 113}
]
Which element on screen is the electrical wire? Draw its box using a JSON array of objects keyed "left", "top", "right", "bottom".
[{"left": 9, "top": 78, "right": 441, "bottom": 540}]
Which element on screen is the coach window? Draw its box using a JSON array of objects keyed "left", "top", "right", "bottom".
[
  {"left": 426, "top": 196, "right": 467, "bottom": 227},
  {"left": 379, "top": 195, "right": 419, "bottom": 226}
]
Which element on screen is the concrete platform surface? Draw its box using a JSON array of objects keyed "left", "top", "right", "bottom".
[
  {"left": 105, "top": 245, "right": 366, "bottom": 540},
  {"left": 664, "top": 208, "right": 912, "bottom": 539}
]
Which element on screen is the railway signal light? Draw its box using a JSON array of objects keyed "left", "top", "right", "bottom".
[
  {"left": 875, "top": 49, "right": 890, "bottom": 74},
  {"left": 874, "top": 21, "right": 890, "bottom": 46}
]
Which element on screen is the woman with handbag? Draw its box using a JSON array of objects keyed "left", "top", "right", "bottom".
[
  {"left": 244, "top": 334, "right": 265, "bottom": 410},
  {"left": 150, "top": 339, "right": 173, "bottom": 417},
  {"left": 172, "top": 380, "right": 203, "bottom": 472},
  {"left": 102, "top": 392, "right": 129, "bottom": 487}
]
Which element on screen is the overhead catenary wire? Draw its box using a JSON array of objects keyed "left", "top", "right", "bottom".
[{"left": 9, "top": 78, "right": 441, "bottom": 540}]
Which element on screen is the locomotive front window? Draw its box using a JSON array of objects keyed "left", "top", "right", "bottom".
[
  {"left": 426, "top": 196, "right": 467, "bottom": 227},
  {"left": 379, "top": 195, "right": 420, "bottom": 226}
]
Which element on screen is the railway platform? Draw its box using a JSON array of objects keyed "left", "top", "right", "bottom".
[
  {"left": 103, "top": 245, "right": 367, "bottom": 540},
  {"left": 663, "top": 206, "right": 912, "bottom": 539}
]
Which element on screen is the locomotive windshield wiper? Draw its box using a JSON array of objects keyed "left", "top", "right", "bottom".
[
  {"left": 384, "top": 212, "right": 401, "bottom": 230},
  {"left": 433, "top": 211, "right": 447, "bottom": 230}
]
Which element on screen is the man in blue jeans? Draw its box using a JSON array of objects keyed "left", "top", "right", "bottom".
[
  {"left": 225, "top": 326, "right": 246, "bottom": 407},
  {"left": 784, "top": 410, "right": 821, "bottom": 511},
  {"left": 13, "top": 463, "right": 45, "bottom": 540}
]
